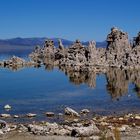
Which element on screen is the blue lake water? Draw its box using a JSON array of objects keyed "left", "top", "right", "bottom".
[
  {"left": 0, "top": 65, "right": 140, "bottom": 122},
  {"left": 0, "top": 49, "right": 140, "bottom": 122}
]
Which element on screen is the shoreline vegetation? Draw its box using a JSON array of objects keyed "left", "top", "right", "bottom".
[{"left": 1, "top": 27, "right": 140, "bottom": 139}]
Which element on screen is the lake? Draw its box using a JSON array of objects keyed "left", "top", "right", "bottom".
[
  {"left": 0, "top": 61, "right": 140, "bottom": 122},
  {"left": 0, "top": 48, "right": 140, "bottom": 122}
]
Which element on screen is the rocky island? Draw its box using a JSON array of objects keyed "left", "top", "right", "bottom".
[
  {"left": 1, "top": 27, "right": 140, "bottom": 71},
  {"left": 29, "top": 27, "right": 140, "bottom": 71}
]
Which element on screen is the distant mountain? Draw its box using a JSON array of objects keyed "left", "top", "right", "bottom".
[
  {"left": 0, "top": 37, "right": 73, "bottom": 47},
  {"left": 0, "top": 37, "right": 107, "bottom": 48}
]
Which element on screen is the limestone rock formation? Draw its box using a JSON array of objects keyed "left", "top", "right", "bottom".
[
  {"left": 106, "top": 27, "right": 131, "bottom": 67},
  {"left": 1, "top": 27, "right": 140, "bottom": 71},
  {"left": 55, "top": 39, "right": 65, "bottom": 60},
  {"left": 122, "top": 31, "right": 140, "bottom": 68},
  {"left": 85, "top": 41, "right": 97, "bottom": 64},
  {"left": 134, "top": 32, "right": 140, "bottom": 46},
  {"left": 3, "top": 56, "right": 25, "bottom": 66},
  {"left": 61, "top": 40, "right": 87, "bottom": 66},
  {"left": 107, "top": 27, "right": 131, "bottom": 51}
]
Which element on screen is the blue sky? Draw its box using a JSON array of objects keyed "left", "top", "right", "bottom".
[{"left": 0, "top": 0, "right": 140, "bottom": 41}]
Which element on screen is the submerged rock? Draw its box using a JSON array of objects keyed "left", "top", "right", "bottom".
[
  {"left": 27, "top": 113, "right": 37, "bottom": 117},
  {"left": 45, "top": 112, "right": 55, "bottom": 117},
  {"left": 4, "top": 56, "right": 25, "bottom": 66}
]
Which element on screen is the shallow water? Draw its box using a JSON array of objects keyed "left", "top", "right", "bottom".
[{"left": 0, "top": 63, "right": 140, "bottom": 122}]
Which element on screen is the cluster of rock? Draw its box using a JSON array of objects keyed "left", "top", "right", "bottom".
[
  {"left": 2, "top": 112, "right": 140, "bottom": 139},
  {"left": 29, "top": 27, "right": 140, "bottom": 71},
  {"left": 106, "top": 28, "right": 140, "bottom": 68},
  {"left": 0, "top": 56, "right": 25, "bottom": 67},
  {"left": 29, "top": 38, "right": 106, "bottom": 72},
  {"left": 0, "top": 56, "right": 37, "bottom": 70},
  {"left": 57, "top": 66, "right": 140, "bottom": 99},
  {"left": 1, "top": 27, "right": 140, "bottom": 71}
]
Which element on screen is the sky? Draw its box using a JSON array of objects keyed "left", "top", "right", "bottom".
[{"left": 0, "top": 0, "right": 140, "bottom": 41}]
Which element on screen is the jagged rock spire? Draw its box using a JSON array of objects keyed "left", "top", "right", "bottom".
[
  {"left": 107, "top": 27, "right": 131, "bottom": 53},
  {"left": 58, "top": 39, "right": 64, "bottom": 50}
]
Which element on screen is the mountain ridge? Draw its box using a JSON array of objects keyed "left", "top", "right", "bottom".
[{"left": 0, "top": 37, "right": 107, "bottom": 48}]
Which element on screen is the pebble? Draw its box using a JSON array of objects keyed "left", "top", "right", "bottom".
[
  {"left": 4, "top": 104, "right": 12, "bottom": 110},
  {"left": 0, "top": 130, "right": 4, "bottom": 135},
  {"left": 58, "top": 113, "right": 63, "bottom": 116},
  {"left": 138, "top": 131, "right": 140, "bottom": 134},
  {"left": 118, "top": 117, "right": 124, "bottom": 121},
  {"left": 45, "top": 112, "right": 55, "bottom": 117},
  {"left": 119, "top": 125, "right": 130, "bottom": 132},
  {"left": 0, "top": 114, "right": 11, "bottom": 118},
  {"left": 89, "top": 136, "right": 100, "bottom": 140},
  {"left": 14, "top": 115, "right": 19, "bottom": 118},
  {"left": 27, "top": 113, "right": 37, "bottom": 117},
  {"left": 135, "top": 116, "right": 140, "bottom": 120},
  {"left": 80, "top": 109, "right": 90, "bottom": 114},
  {"left": 65, "top": 107, "right": 80, "bottom": 117}
]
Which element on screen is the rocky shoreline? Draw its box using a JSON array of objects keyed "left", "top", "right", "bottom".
[{"left": 1, "top": 107, "right": 140, "bottom": 139}]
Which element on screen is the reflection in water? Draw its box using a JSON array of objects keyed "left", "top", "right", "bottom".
[
  {"left": 106, "top": 69, "right": 129, "bottom": 100},
  {"left": 2, "top": 61, "right": 140, "bottom": 100},
  {"left": 56, "top": 66, "right": 140, "bottom": 100},
  {"left": 105, "top": 69, "right": 140, "bottom": 100},
  {"left": 44, "top": 58, "right": 55, "bottom": 71},
  {"left": 131, "top": 70, "right": 140, "bottom": 98},
  {"left": 59, "top": 66, "right": 96, "bottom": 88}
]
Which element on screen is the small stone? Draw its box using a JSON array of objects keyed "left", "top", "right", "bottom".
[
  {"left": 89, "top": 136, "right": 100, "bottom": 140},
  {"left": 0, "top": 120, "right": 7, "bottom": 128},
  {"left": 119, "top": 126, "right": 126, "bottom": 132},
  {"left": 105, "top": 130, "right": 115, "bottom": 139},
  {"left": 73, "top": 119, "right": 79, "bottom": 122},
  {"left": 4, "top": 105, "right": 12, "bottom": 110},
  {"left": 10, "top": 125, "right": 17, "bottom": 131},
  {"left": 19, "top": 124, "right": 28, "bottom": 132},
  {"left": 14, "top": 115, "right": 19, "bottom": 118},
  {"left": 119, "top": 125, "right": 130, "bottom": 132},
  {"left": 80, "top": 109, "right": 90, "bottom": 114},
  {"left": 0, "top": 130, "right": 4, "bottom": 135},
  {"left": 100, "top": 122, "right": 108, "bottom": 126},
  {"left": 71, "top": 124, "right": 100, "bottom": 137},
  {"left": 0, "top": 114, "right": 11, "bottom": 118},
  {"left": 2, "top": 127, "right": 10, "bottom": 133},
  {"left": 135, "top": 116, "right": 140, "bottom": 120},
  {"left": 58, "top": 113, "right": 63, "bottom": 116},
  {"left": 118, "top": 117, "right": 124, "bottom": 121},
  {"left": 27, "top": 113, "right": 37, "bottom": 117},
  {"left": 138, "top": 131, "right": 140, "bottom": 134},
  {"left": 132, "top": 123, "right": 136, "bottom": 127},
  {"left": 65, "top": 107, "right": 80, "bottom": 117},
  {"left": 58, "top": 128, "right": 70, "bottom": 136},
  {"left": 46, "top": 112, "right": 55, "bottom": 117}
]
